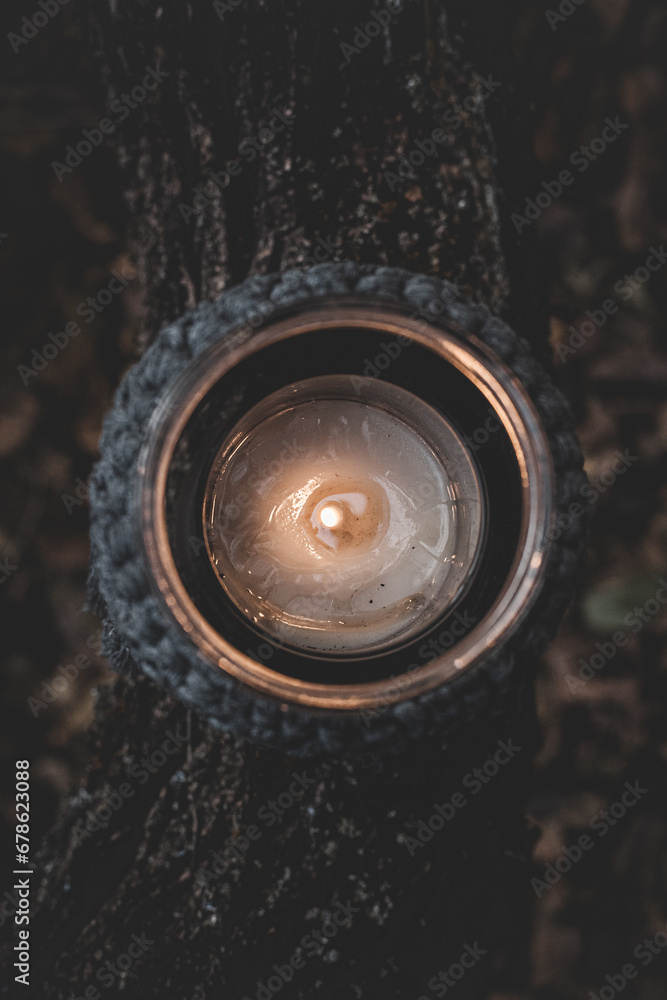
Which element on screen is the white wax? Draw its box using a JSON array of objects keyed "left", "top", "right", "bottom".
[{"left": 204, "top": 379, "right": 482, "bottom": 654}]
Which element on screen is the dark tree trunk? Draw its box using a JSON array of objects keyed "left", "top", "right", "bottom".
[{"left": 27, "top": 2, "right": 551, "bottom": 997}]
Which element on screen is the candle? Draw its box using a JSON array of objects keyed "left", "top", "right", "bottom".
[{"left": 203, "top": 376, "right": 483, "bottom": 654}]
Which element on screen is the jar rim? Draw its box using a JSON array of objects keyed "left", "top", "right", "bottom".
[{"left": 137, "top": 299, "right": 554, "bottom": 711}]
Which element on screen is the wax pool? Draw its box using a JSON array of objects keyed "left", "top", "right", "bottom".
[{"left": 204, "top": 378, "right": 483, "bottom": 654}]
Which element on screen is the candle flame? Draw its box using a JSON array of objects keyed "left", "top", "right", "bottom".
[{"left": 319, "top": 504, "right": 342, "bottom": 529}]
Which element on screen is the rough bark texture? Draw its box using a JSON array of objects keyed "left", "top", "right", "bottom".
[
  {"left": 23, "top": 2, "right": 554, "bottom": 997},
  {"left": 87, "top": 0, "right": 548, "bottom": 358}
]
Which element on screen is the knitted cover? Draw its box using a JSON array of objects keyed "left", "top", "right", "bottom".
[{"left": 88, "top": 263, "right": 587, "bottom": 757}]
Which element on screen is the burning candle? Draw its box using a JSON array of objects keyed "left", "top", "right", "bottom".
[{"left": 204, "top": 376, "right": 483, "bottom": 653}]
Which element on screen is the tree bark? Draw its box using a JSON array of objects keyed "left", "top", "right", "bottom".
[{"left": 26, "top": 2, "right": 550, "bottom": 997}]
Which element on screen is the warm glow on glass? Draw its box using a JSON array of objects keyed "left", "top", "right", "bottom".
[{"left": 203, "top": 377, "right": 483, "bottom": 654}]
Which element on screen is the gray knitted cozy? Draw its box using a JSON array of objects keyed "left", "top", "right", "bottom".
[{"left": 88, "top": 263, "right": 587, "bottom": 757}]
